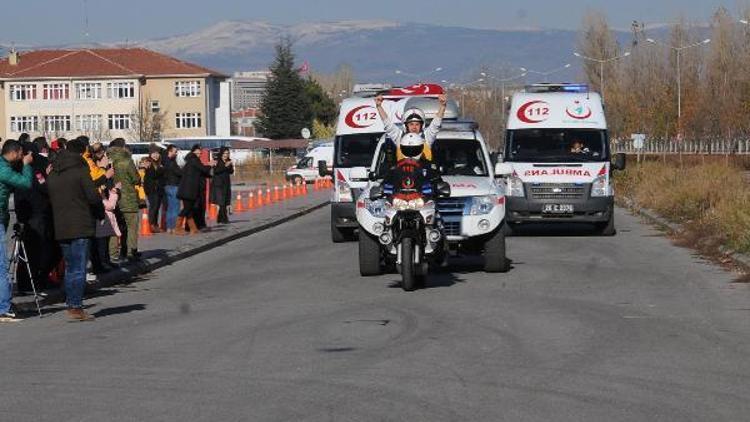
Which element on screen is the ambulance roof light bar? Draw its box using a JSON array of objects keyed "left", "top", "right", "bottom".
[{"left": 525, "top": 83, "right": 589, "bottom": 94}]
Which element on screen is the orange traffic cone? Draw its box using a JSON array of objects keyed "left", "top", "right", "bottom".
[
  {"left": 257, "top": 189, "right": 264, "bottom": 207},
  {"left": 235, "top": 193, "right": 244, "bottom": 212},
  {"left": 272, "top": 186, "right": 279, "bottom": 202},
  {"left": 265, "top": 188, "right": 272, "bottom": 204},
  {"left": 303, "top": 181, "right": 308, "bottom": 195},
  {"left": 248, "top": 192, "right": 255, "bottom": 209},
  {"left": 139, "top": 210, "right": 152, "bottom": 237},
  {"left": 209, "top": 204, "right": 218, "bottom": 220},
  {"left": 282, "top": 184, "right": 289, "bottom": 200}
]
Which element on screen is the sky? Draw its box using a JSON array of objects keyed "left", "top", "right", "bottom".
[{"left": 1, "top": 0, "right": 744, "bottom": 45}]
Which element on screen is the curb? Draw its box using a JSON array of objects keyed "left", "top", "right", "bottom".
[
  {"left": 15, "top": 200, "right": 330, "bottom": 313},
  {"left": 622, "top": 198, "right": 750, "bottom": 274}
]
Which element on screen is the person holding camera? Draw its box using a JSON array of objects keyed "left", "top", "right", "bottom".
[{"left": 0, "top": 140, "right": 34, "bottom": 322}]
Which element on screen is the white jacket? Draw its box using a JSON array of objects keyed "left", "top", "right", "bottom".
[{"left": 382, "top": 115, "right": 442, "bottom": 147}]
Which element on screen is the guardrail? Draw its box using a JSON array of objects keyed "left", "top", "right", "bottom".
[{"left": 613, "top": 139, "right": 750, "bottom": 155}]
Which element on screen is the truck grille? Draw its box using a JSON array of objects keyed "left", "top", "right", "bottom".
[
  {"left": 529, "top": 183, "right": 586, "bottom": 200},
  {"left": 443, "top": 221, "right": 461, "bottom": 236},
  {"left": 437, "top": 198, "right": 467, "bottom": 215}
]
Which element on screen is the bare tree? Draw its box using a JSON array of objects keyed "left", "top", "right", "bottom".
[{"left": 129, "top": 96, "right": 168, "bottom": 142}]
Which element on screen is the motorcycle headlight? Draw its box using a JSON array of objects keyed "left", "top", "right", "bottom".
[
  {"left": 408, "top": 198, "right": 425, "bottom": 210},
  {"left": 392, "top": 197, "right": 409, "bottom": 211},
  {"left": 507, "top": 176, "right": 525, "bottom": 197},
  {"left": 590, "top": 175, "right": 612, "bottom": 197},
  {"left": 366, "top": 198, "right": 388, "bottom": 218},
  {"left": 337, "top": 181, "right": 352, "bottom": 202},
  {"left": 470, "top": 195, "right": 496, "bottom": 215}
]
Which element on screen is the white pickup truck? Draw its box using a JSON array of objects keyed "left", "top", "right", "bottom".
[{"left": 355, "top": 120, "right": 511, "bottom": 274}]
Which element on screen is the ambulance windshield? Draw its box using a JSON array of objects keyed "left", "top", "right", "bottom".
[
  {"left": 335, "top": 134, "right": 382, "bottom": 167},
  {"left": 506, "top": 129, "right": 608, "bottom": 163}
]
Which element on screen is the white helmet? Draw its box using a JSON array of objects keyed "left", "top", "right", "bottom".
[
  {"left": 400, "top": 133, "right": 425, "bottom": 158},
  {"left": 402, "top": 108, "right": 426, "bottom": 126}
]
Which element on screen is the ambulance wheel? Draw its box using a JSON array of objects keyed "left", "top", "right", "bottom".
[
  {"left": 484, "top": 228, "right": 510, "bottom": 273},
  {"left": 596, "top": 212, "right": 616, "bottom": 236},
  {"left": 359, "top": 232, "right": 383, "bottom": 276},
  {"left": 501, "top": 221, "right": 515, "bottom": 236},
  {"left": 292, "top": 175, "right": 304, "bottom": 186}
]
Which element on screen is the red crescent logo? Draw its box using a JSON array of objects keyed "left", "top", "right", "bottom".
[
  {"left": 345, "top": 105, "right": 376, "bottom": 129},
  {"left": 516, "top": 101, "right": 549, "bottom": 124},
  {"left": 566, "top": 106, "right": 592, "bottom": 120}
]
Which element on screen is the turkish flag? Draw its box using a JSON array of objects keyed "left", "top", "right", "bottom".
[{"left": 386, "top": 83, "right": 444, "bottom": 97}]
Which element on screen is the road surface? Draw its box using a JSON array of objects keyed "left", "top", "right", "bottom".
[{"left": 2, "top": 207, "right": 749, "bottom": 421}]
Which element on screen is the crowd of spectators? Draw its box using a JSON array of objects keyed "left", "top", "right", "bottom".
[{"left": 0, "top": 134, "right": 233, "bottom": 322}]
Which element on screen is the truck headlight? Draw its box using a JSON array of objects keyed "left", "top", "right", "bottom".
[
  {"left": 469, "top": 195, "right": 496, "bottom": 215},
  {"left": 507, "top": 176, "right": 525, "bottom": 197},
  {"left": 337, "top": 181, "right": 352, "bottom": 202},
  {"left": 590, "top": 175, "right": 612, "bottom": 197},
  {"left": 366, "top": 198, "right": 388, "bottom": 218}
]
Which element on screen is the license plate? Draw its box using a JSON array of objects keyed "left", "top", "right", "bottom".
[{"left": 543, "top": 204, "right": 574, "bottom": 214}]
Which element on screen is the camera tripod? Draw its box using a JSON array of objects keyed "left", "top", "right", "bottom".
[{"left": 9, "top": 224, "right": 42, "bottom": 318}]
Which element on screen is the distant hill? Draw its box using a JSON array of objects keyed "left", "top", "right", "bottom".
[
  {"left": 40, "top": 20, "right": 690, "bottom": 84},
  {"left": 140, "top": 20, "right": 592, "bottom": 83}
]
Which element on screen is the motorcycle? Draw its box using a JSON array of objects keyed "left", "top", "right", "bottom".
[{"left": 368, "top": 182, "right": 450, "bottom": 291}]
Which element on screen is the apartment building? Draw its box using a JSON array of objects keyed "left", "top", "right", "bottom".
[
  {"left": 230, "top": 71, "right": 270, "bottom": 111},
  {"left": 0, "top": 48, "right": 230, "bottom": 142}
]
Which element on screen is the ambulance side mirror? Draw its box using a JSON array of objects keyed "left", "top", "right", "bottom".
[
  {"left": 369, "top": 185, "right": 384, "bottom": 200},
  {"left": 613, "top": 153, "right": 626, "bottom": 171},
  {"left": 436, "top": 181, "right": 452, "bottom": 198},
  {"left": 318, "top": 160, "right": 332, "bottom": 177}
]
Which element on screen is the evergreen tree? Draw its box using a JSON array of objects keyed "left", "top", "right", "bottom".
[
  {"left": 304, "top": 78, "right": 337, "bottom": 126},
  {"left": 255, "top": 39, "right": 312, "bottom": 139}
]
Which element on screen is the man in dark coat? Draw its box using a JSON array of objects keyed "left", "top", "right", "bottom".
[
  {"left": 163, "top": 145, "right": 182, "bottom": 234},
  {"left": 210, "top": 147, "right": 234, "bottom": 224},
  {"left": 14, "top": 137, "right": 58, "bottom": 292},
  {"left": 47, "top": 139, "right": 104, "bottom": 322},
  {"left": 176, "top": 145, "right": 213, "bottom": 234}
]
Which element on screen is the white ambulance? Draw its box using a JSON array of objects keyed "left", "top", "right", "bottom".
[
  {"left": 285, "top": 143, "right": 333, "bottom": 184},
  {"left": 500, "top": 84, "right": 626, "bottom": 235},
  {"left": 322, "top": 84, "right": 458, "bottom": 243}
]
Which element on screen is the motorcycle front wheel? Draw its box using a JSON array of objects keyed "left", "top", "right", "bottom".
[{"left": 400, "top": 238, "right": 418, "bottom": 291}]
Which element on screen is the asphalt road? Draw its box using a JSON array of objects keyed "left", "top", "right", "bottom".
[{"left": 2, "top": 207, "right": 750, "bottom": 421}]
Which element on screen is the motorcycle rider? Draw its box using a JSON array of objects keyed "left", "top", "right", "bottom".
[
  {"left": 380, "top": 133, "right": 448, "bottom": 265},
  {"left": 375, "top": 93, "right": 447, "bottom": 160}
]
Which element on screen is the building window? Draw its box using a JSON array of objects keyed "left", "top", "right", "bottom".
[
  {"left": 150, "top": 100, "right": 160, "bottom": 113},
  {"left": 175, "top": 112, "right": 201, "bottom": 129},
  {"left": 75, "top": 83, "right": 102, "bottom": 100},
  {"left": 107, "top": 82, "right": 135, "bottom": 99},
  {"left": 77, "top": 114, "right": 102, "bottom": 131},
  {"left": 44, "top": 115, "right": 71, "bottom": 132},
  {"left": 10, "top": 116, "right": 38, "bottom": 132},
  {"left": 42, "top": 83, "right": 70, "bottom": 100},
  {"left": 9, "top": 84, "right": 37, "bottom": 101},
  {"left": 108, "top": 114, "right": 132, "bottom": 130},
  {"left": 175, "top": 81, "right": 201, "bottom": 97}
]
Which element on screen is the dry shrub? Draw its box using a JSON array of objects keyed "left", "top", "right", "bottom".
[
  {"left": 615, "top": 160, "right": 750, "bottom": 253},
  {"left": 233, "top": 156, "right": 298, "bottom": 184}
]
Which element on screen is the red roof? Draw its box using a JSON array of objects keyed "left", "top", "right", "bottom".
[{"left": 0, "top": 48, "right": 226, "bottom": 79}]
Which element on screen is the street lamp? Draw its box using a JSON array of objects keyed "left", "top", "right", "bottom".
[
  {"left": 480, "top": 71, "right": 528, "bottom": 121},
  {"left": 520, "top": 63, "right": 572, "bottom": 82},
  {"left": 646, "top": 37, "right": 710, "bottom": 128},
  {"left": 572, "top": 51, "right": 630, "bottom": 98}
]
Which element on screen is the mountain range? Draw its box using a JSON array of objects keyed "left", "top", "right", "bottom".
[{"left": 17, "top": 20, "right": 686, "bottom": 84}]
